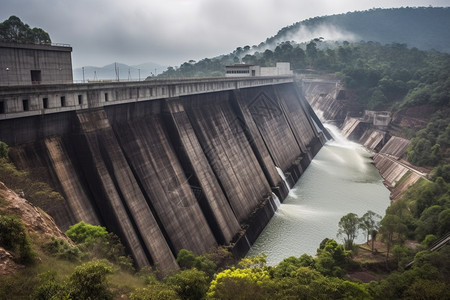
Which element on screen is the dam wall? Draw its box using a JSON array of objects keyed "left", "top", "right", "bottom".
[{"left": 0, "top": 79, "right": 325, "bottom": 272}]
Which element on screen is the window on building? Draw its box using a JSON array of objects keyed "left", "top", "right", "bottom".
[
  {"left": 30, "top": 70, "right": 42, "bottom": 85},
  {"left": 104, "top": 93, "right": 109, "bottom": 102},
  {"left": 60, "top": 96, "right": 66, "bottom": 107},
  {"left": 0, "top": 101, "right": 4, "bottom": 114},
  {"left": 23, "top": 99, "right": 29, "bottom": 111},
  {"left": 78, "top": 95, "right": 83, "bottom": 105},
  {"left": 43, "top": 97, "right": 49, "bottom": 109}
]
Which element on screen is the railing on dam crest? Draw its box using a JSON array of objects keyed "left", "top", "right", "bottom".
[{"left": 0, "top": 76, "right": 293, "bottom": 120}]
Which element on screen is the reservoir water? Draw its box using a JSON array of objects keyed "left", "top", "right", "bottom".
[{"left": 247, "top": 124, "right": 391, "bottom": 265}]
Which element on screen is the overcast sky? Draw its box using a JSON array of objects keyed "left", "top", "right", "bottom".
[{"left": 1, "top": 0, "right": 449, "bottom": 69}]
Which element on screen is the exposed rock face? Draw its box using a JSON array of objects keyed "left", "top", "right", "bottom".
[
  {"left": 0, "top": 247, "right": 23, "bottom": 276},
  {"left": 0, "top": 181, "right": 71, "bottom": 275},
  {"left": 0, "top": 82, "right": 326, "bottom": 272},
  {"left": 0, "top": 182, "right": 71, "bottom": 243}
]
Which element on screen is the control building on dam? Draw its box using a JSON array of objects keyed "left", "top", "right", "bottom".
[{"left": 0, "top": 76, "right": 328, "bottom": 272}]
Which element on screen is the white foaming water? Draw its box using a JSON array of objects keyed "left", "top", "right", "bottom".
[
  {"left": 276, "top": 166, "right": 291, "bottom": 189},
  {"left": 247, "top": 123, "right": 390, "bottom": 265},
  {"left": 272, "top": 192, "right": 281, "bottom": 209}
]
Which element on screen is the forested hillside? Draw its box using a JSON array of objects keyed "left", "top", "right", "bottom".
[{"left": 268, "top": 7, "right": 450, "bottom": 53}]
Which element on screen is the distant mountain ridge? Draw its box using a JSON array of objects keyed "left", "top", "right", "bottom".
[
  {"left": 72, "top": 62, "right": 167, "bottom": 82},
  {"left": 266, "top": 7, "right": 450, "bottom": 52}
]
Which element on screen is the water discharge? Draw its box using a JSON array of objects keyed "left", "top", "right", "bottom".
[
  {"left": 276, "top": 166, "right": 291, "bottom": 189},
  {"left": 247, "top": 124, "right": 391, "bottom": 265}
]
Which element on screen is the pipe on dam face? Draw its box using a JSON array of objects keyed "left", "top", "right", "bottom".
[{"left": 0, "top": 82, "right": 325, "bottom": 272}]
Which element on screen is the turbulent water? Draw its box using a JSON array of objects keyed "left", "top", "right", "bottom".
[{"left": 247, "top": 124, "right": 391, "bottom": 265}]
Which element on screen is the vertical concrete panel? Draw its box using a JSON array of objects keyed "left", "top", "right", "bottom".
[
  {"left": 166, "top": 99, "right": 241, "bottom": 244},
  {"left": 275, "top": 84, "right": 319, "bottom": 151},
  {"left": 238, "top": 86, "right": 302, "bottom": 172},
  {"left": 231, "top": 90, "right": 288, "bottom": 197},
  {"left": 183, "top": 92, "right": 272, "bottom": 223},
  {"left": 44, "top": 137, "right": 100, "bottom": 226},
  {"left": 112, "top": 115, "right": 217, "bottom": 255},
  {"left": 76, "top": 109, "right": 178, "bottom": 271}
]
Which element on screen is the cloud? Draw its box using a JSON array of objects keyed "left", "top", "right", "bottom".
[
  {"left": 284, "top": 24, "right": 359, "bottom": 44},
  {"left": 1, "top": 0, "right": 449, "bottom": 68}
]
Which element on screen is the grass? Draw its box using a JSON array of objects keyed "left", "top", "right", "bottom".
[
  {"left": 394, "top": 170, "right": 412, "bottom": 188},
  {"left": 0, "top": 159, "right": 65, "bottom": 214}
]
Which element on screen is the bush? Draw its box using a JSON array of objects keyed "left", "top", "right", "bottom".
[
  {"left": 166, "top": 269, "right": 210, "bottom": 300},
  {"left": 32, "top": 271, "right": 65, "bottom": 300},
  {"left": 131, "top": 285, "right": 179, "bottom": 300},
  {"left": 66, "top": 260, "right": 113, "bottom": 300},
  {"left": 176, "top": 249, "right": 216, "bottom": 277},
  {"left": 66, "top": 221, "right": 134, "bottom": 271},
  {"left": 0, "top": 214, "right": 35, "bottom": 264},
  {"left": 45, "top": 236, "right": 82, "bottom": 262},
  {"left": 0, "top": 141, "right": 8, "bottom": 160},
  {"left": 66, "top": 221, "right": 108, "bottom": 244}
]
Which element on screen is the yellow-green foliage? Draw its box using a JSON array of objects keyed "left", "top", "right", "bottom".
[
  {"left": 66, "top": 221, "right": 134, "bottom": 271},
  {"left": 207, "top": 267, "right": 272, "bottom": 300},
  {"left": 66, "top": 221, "right": 109, "bottom": 244}
]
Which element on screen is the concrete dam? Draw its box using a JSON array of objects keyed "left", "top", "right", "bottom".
[{"left": 0, "top": 77, "right": 327, "bottom": 271}]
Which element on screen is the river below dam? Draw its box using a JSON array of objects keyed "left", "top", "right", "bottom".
[{"left": 247, "top": 124, "right": 391, "bottom": 265}]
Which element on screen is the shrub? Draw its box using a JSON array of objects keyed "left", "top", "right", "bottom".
[
  {"left": 0, "top": 214, "right": 35, "bottom": 264},
  {"left": 32, "top": 271, "right": 65, "bottom": 300},
  {"left": 176, "top": 249, "right": 216, "bottom": 277},
  {"left": 0, "top": 141, "right": 8, "bottom": 160},
  {"left": 45, "top": 236, "right": 81, "bottom": 262},
  {"left": 166, "top": 269, "right": 210, "bottom": 300},
  {"left": 66, "top": 260, "right": 113, "bottom": 300},
  {"left": 66, "top": 221, "right": 134, "bottom": 271},
  {"left": 66, "top": 221, "right": 108, "bottom": 244}
]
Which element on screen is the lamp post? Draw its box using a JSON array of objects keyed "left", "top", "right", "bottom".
[{"left": 5, "top": 67, "right": 10, "bottom": 86}]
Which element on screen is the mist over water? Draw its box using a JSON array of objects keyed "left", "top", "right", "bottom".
[{"left": 247, "top": 124, "right": 390, "bottom": 265}]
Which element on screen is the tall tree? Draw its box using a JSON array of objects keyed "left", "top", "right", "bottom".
[
  {"left": 359, "top": 210, "right": 382, "bottom": 246},
  {"left": 379, "top": 214, "right": 407, "bottom": 259},
  {"left": 0, "top": 16, "right": 51, "bottom": 44},
  {"left": 337, "top": 213, "right": 360, "bottom": 250}
]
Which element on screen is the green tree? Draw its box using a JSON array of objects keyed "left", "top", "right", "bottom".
[
  {"left": 405, "top": 279, "right": 450, "bottom": 300},
  {"left": 207, "top": 267, "right": 272, "bottom": 300},
  {"left": 359, "top": 210, "right": 382, "bottom": 252},
  {"left": 166, "top": 269, "right": 209, "bottom": 300},
  {"left": 315, "top": 239, "right": 349, "bottom": 277},
  {"left": 379, "top": 214, "right": 407, "bottom": 259},
  {"left": 66, "top": 260, "right": 113, "bottom": 300},
  {"left": 415, "top": 205, "right": 443, "bottom": 241},
  {"left": 0, "top": 16, "right": 51, "bottom": 44},
  {"left": 176, "top": 249, "right": 216, "bottom": 277},
  {"left": 337, "top": 213, "right": 360, "bottom": 250},
  {"left": 66, "top": 221, "right": 133, "bottom": 270},
  {"left": 438, "top": 209, "right": 450, "bottom": 236},
  {"left": 306, "top": 40, "right": 318, "bottom": 66},
  {"left": 66, "top": 221, "right": 109, "bottom": 244}
]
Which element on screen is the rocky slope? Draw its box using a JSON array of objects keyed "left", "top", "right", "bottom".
[{"left": 0, "top": 181, "right": 72, "bottom": 275}]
